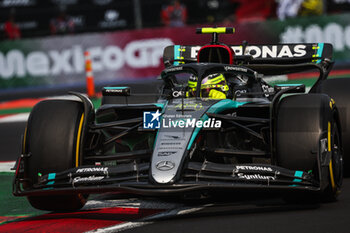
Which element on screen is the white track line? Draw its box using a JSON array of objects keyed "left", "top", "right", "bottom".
[
  {"left": 83, "top": 199, "right": 182, "bottom": 210},
  {"left": 0, "top": 161, "right": 16, "bottom": 172},
  {"left": 87, "top": 221, "right": 152, "bottom": 233},
  {"left": 0, "top": 95, "right": 85, "bottom": 124},
  {"left": 265, "top": 75, "right": 288, "bottom": 83},
  {"left": 85, "top": 206, "right": 204, "bottom": 233},
  {"left": 0, "top": 94, "right": 86, "bottom": 124},
  {"left": 0, "top": 113, "right": 29, "bottom": 123},
  {"left": 46, "top": 95, "right": 85, "bottom": 101}
]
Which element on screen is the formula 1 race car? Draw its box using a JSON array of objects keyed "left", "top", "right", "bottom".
[{"left": 13, "top": 27, "right": 350, "bottom": 211}]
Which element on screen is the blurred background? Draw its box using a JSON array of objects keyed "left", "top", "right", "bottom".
[
  {"left": 1, "top": 0, "right": 350, "bottom": 100},
  {"left": 1, "top": 0, "right": 350, "bottom": 222}
]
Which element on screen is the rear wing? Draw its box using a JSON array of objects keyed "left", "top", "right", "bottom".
[{"left": 163, "top": 43, "right": 333, "bottom": 66}]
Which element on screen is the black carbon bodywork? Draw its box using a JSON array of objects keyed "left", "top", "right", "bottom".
[{"left": 13, "top": 42, "right": 342, "bottom": 203}]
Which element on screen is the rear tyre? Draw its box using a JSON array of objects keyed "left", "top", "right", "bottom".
[
  {"left": 314, "top": 78, "right": 350, "bottom": 176},
  {"left": 276, "top": 94, "right": 343, "bottom": 202},
  {"left": 25, "top": 100, "right": 87, "bottom": 211}
]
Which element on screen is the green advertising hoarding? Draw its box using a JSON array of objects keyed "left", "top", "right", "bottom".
[{"left": 273, "top": 13, "right": 350, "bottom": 62}]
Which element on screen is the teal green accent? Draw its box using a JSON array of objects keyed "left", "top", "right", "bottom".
[
  {"left": 187, "top": 99, "right": 248, "bottom": 150},
  {"left": 293, "top": 171, "right": 303, "bottom": 183},
  {"left": 104, "top": 87, "right": 128, "bottom": 90},
  {"left": 275, "top": 84, "right": 303, "bottom": 86},
  {"left": 289, "top": 184, "right": 300, "bottom": 187},
  {"left": 174, "top": 45, "right": 180, "bottom": 66},
  {"left": 294, "top": 171, "right": 303, "bottom": 178},
  {"left": 316, "top": 43, "right": 324, "bottom": 64},
  {"left": 155, "top": 103, "right": 165, "bottom": 109},
  {"left": 46, "top": 173, "right": 56, "bottom": 186},
  {"left": 48, "top": 173, "right": 56, "bottom": 180},
  {"left": 206, "top": 99, "right": 248, "bottom": 114}
]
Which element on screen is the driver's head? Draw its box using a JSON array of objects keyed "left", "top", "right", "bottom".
[{"left": 187, "top": 73, "right": 229, "bottom": 98}]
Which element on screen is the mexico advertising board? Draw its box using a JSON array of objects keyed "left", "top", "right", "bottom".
[{"left": 1, "top": 13, "right": 350, "bottom": 90}]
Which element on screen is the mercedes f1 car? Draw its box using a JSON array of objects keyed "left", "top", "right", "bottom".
[{"left": 13, "top": 27, "right": 349, "bottom": 211}]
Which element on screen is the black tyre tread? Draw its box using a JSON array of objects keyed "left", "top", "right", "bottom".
[
  {"left": 276, "top": 94, "right": 342, "bottom": 202},
  {"left": 28, "top": 194, "right": 86, "bottom": 212},
  {"left": 276, "top": 94, "right": 331, "bottom": 171},
  {"left": 25, "top": 99, "right": 86, "bottom": 211},
  {"left": 315, "top": 78, "right": 350, "bottom": 176}
]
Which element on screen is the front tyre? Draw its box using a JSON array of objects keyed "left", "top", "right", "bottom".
[
  {"left": 322, "top": 122, "right": 343, "bottom": 201},
  {"left": 314, "top": 78, "right": 350, "bottom": 176},
  {"left": 24, "top": 99, "right": 87, "bottom": 211},
  {"left": 276, "top": 94, "right": 343, "bottom": 202}
]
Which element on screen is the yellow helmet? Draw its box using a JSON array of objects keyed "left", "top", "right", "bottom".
[{"left": 188, "top": 73, "right": 229, "bottom": 98}]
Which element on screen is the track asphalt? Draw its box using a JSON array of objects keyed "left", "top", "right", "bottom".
[
  {"left": 121, "top": 179, "right": 350, "bottom": 233},
  {"left": 1, "top": 75, "right": 350, "bottom": 232},
  {"left": 1, "top": 171, "right": 349, "bottom": 233}
]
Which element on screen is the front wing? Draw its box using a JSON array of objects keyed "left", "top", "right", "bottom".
[{"left": 13, "top": 161, "right": 320, "bottom": 197}]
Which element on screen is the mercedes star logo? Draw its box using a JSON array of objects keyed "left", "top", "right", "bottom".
[{"left": 156, "top": 161, "right": 175, "bottom": 171}]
